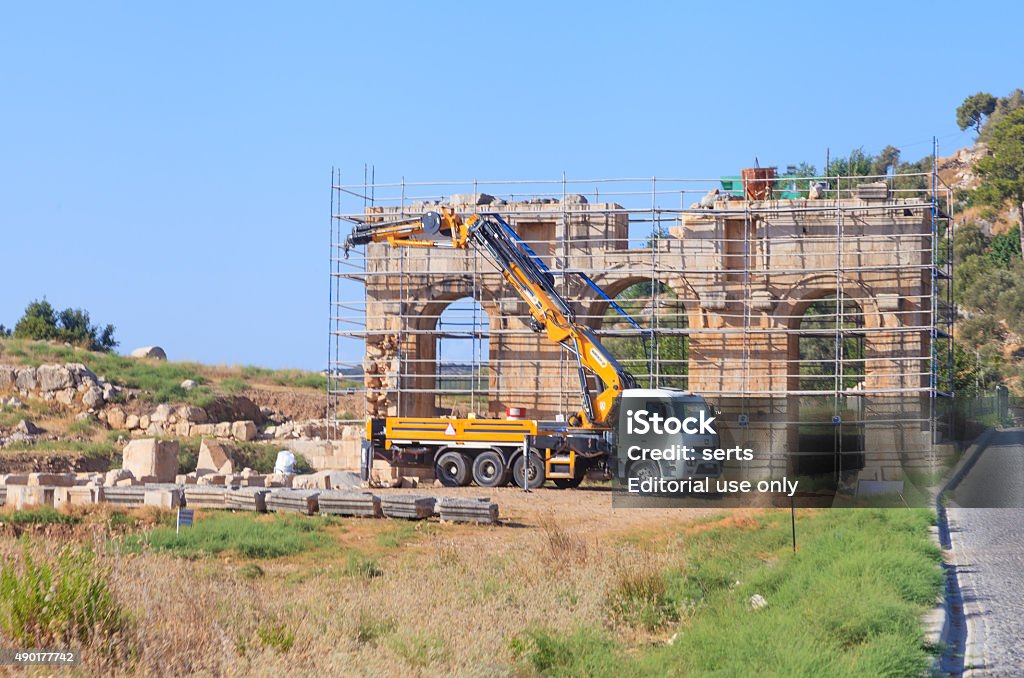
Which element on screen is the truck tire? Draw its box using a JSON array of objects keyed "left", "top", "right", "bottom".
[
  {"left": 627, "top": 459, "right": 663, "bottom": 495},
  {"left": 553, "top": 474, "right": 584, "bottom": 489},
  {"left": 435, "top": 450, "right": 472, "bottom": 487},
  {"left": 512, "top": 451, "right": 545, "bottom": 490},
  {"left": 472, "top": 450, "right": 509, "bottom": 487}
]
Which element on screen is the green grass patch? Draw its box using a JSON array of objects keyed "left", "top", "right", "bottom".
[
  {"left": 374, "top": 522, "right": 422, "bottom": 549},
  {"left": 6, "top": 507, "right": 82, "bottom": 526},
  {"left": 2, "top": 438, "right": 118, "bottom": 460},
  {"left": 512, "top": 509, "right": 944, "bottom": 677},
  {"left": 126, "top": 512, "right": 331, "bottom": 559},
  {"left": 66, "top": 415, "right": 98, "bottom": 436},
  {"left": 219, "top": 376, "right": 249, "bottom": 395}
]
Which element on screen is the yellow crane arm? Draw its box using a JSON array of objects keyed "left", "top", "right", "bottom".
[{"left": 346, "top": 208, "right": 636, "bottom": 427}]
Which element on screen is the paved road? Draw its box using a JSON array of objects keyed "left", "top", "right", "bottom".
[{"left": 948, "top": 428, "right": 1024, "bottom": 676}]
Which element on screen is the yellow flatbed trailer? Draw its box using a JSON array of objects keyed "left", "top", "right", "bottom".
[{"left": 365, "top": 416, "right": 605, "bottom": 489}]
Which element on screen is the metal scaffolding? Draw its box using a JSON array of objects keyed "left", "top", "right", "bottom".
[{"left": 328, "top": 161, "right": 955, "bottom": 471}]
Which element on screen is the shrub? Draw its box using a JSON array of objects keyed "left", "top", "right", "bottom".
[
  {"left": 256, "top": 621, "right": 295, "bottom": 652},
  {"left": 344, "top": 551, "right": 383, "bottom": 579},
  {"left": 352, "top": 613, "right": 395, "bottom": 645},
  {"left": 12, "top": 299, "right": 117, "bottom": 352},
  {"left": 239, "top": 563, "right": 265, "bottom": 580},
  {"left": 606, "top": 566, "right": 678, "bottom": 631},
  {"left": 0, "top": 543, "right": 129, "bottom": 652}
]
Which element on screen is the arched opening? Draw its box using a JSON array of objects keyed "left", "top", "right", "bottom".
[
  {"left": 794, "top": 295, "right": 866, "bottom": 478},
  {"left": 434, "top": 296, "right": 490, "bottom": 417},
  {"left": 599, "top": 280, "right": 688, "bottom": 389}
]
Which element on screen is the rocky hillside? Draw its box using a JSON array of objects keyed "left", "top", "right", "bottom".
[{"left": 0, "top": 338, "right": 363, "bottom": 473}]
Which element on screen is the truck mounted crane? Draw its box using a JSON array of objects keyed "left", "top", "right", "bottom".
[{"left": 347, "top": 208, "right": 722, "bottom": 489}]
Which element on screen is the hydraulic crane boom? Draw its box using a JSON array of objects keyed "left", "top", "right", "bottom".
[{"left": 346, "top": 208, "right": 637, "bottom": 427}]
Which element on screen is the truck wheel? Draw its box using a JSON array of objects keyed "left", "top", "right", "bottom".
[
  {"left": 435, "top": 451, "right": 472, "bottom": 487},
  {"left": 553, "top": 475, "right": 584, "bottom": 489},
  {"left": 512, "top": 452, "right": 545, "bottom": 490},
  {"left": 472, "top": 450, "right": 509, "bottom": 487},
  {"left": 627, "top": 459, "right": 663, "bottom": 495},
  {"left": 553, "top": 461, "right": 587, "bottom": 489}
]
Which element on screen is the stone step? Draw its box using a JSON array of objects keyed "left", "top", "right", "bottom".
[
  {"left": 437, "top": 497, "right": 499, "bottom": 524},
  {"left": 318, "top": 491, "right": 382, "bottom": 518},
  {"left": 266, "top": 489, "right": 320, "bottom": 515},
  {"left": 380, "top": 494, "right": 435, "bottom": 520}
]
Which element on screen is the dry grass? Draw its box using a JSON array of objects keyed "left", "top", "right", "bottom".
[{"left": 0, "top": 503, "right": 697, "bottom": 676}]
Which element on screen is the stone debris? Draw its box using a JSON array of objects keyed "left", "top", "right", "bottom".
[
  {"left": 380, "top": 494, "right": 435, "bottom": 520},
  {"left": 122, "top": 439, "right": 179, "bottom": 483},
  {"left": 15, "top": 419, "right": 43, "bottom": 435},
  {"left": 266, "top": 489, "right": 319, "bottom": 515},
  {"left": 225, "top": 488, "right": 269, "bottom": 512},
  {"left": 437, "top": 497, "right": 499, "bottom": 524},
  {"left": 184, "top": 487, "right": 228, "bottom": 509},
  {"left": 317, "top": 491, "right": 382, "bottom": 518}
]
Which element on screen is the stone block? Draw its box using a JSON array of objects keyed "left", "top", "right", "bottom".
[
  {"left": 266, "top": 489, "right": 319, "bottom": 515},
  {"left": 54, "top": 486, "right": 102, "bottom": 508},
  {"left": 214, "top": 422, "right": 232, "bottom": 437},
  {"left": 380, "top": 494, "right": 435, "bottom": 520},
  {"left": 437, "top": 497, "right": 499, "bottom": 524},
  {"left": 144, "top": 488, "right": 182, "bottom": 509},
  {"left": 184, "top": 486, "right": 227, "bottom": 509},
  {"left": 104, "top": 468, "right": 134, "bottom": 486},
  {"left": 122, "top": 439, "right": 179, "bottom": 483},
  {"left": 192, "top": 423, "right": 216, "bottom": 436},
  {"left": 125, "top": 414, "right": 140, "bottom": 430},
  {"left": 175, "top": 421, "right": 192, "bottom": 437},
  {"left": 28, "top": 473, "right": 75, "bottom": 487},
  {"left": 106, "top": 407, "right": 127, "bottom": 430},
  {"left": 197, "top": 474, "right": 226, "bottom": 486},
  {"left": 2, "top": 474, "right": 29, "bottom": 486},
  {"left": 231, "top": 420, "right": 257, "bottom": 441},
  {"left": 318, "top": 491, "right": 382, "bottom": 518},
  {"left": 7, "top": 485, "right": 54, "bottom": 509},
  {"left": 116, "top": 478, "right": 137, "bottom": 487},
  {"left": 197, "top": 439, "right": 234, "bottom": 473}
]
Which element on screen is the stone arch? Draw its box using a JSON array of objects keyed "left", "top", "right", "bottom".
[
  {"left": 404, "top": 281, "right": 503, "bottom": 418},
  {"left": 580, "top": 274, "right": 697, "bottom": 389},
  {"left": 774, "top": 275, "right": 883, "bottom": 395}
]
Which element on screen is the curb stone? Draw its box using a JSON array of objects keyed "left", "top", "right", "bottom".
[{"left": 931, "top": 428, "right": 995, "bottom": 676}]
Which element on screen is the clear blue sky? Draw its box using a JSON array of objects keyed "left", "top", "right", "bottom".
[{"left": 1, "top": 1, "right": 1019, "bottom": 369}]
